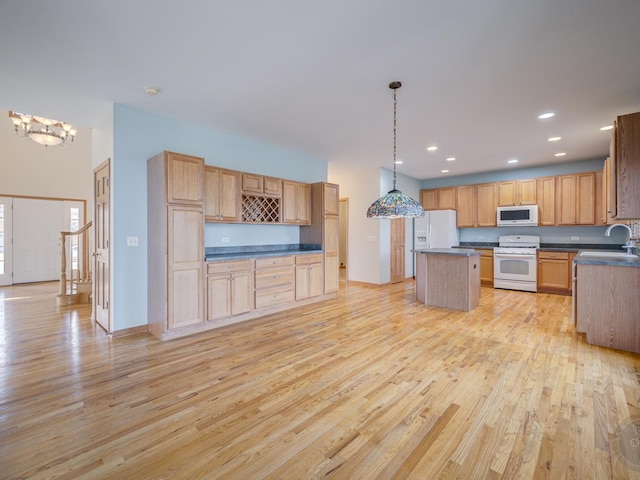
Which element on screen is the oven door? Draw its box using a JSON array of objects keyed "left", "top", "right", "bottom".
[{"left": 493, "top": 253, "right": 537, "bottom": 289}]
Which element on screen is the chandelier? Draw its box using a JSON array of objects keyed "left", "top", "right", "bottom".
[
  {"left": 367, "top": 81, "right": 425, "bottom": 219},
  {"left": 8, "top": 111, "right": 77, "bottom": 147}
]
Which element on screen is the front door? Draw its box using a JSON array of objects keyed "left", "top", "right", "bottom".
[
  {"left": 390, "top": 218, "right": 405, "bottom": 284},
  {"left": 94, "top": 159, "right": 111, "bottom": 333}
]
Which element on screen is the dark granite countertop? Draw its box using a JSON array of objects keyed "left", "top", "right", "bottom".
[
  {"left": 414, "top": 248, "right": 480, "bottom": 256},
  {"left": 574, "top": 249, "right": 640, "bottom": 267},
  {"left": 205, "top": 244, "right": 322, "bottom": 262}
]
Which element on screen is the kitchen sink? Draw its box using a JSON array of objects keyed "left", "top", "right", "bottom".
[{"left": 579, "top": 251, "right": 638, "bottom": 258}]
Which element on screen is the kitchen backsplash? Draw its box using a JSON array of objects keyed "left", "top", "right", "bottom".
[
  {"left": 460, "top": 225, "right": 629, "bottom": 245},
  {"left": 205, "top": 222, "right": 301, "bottom": 247}
]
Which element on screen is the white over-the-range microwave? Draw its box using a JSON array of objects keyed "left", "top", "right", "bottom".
[{"left": 497, "top": 205, "right": 539, "bottom": 226}]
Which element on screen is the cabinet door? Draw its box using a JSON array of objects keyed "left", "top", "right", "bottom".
[
  {"left": 556, "top": 175, "right": 577, "bottom": 225},
  {"left": 207, "top": 275, "right": 231, "bottom": 320},
  {"left": 168, "top": 206, "right": 204, "bottom": 329},
  {"left": 219, "top": 169, "right": 240, "bottom": 221},
  {"left": 476, "top": 183, "right": 497, "bottom": 227},
  {"left": 242, "top": 173, "right": 263, "bottom": 193},
  {"left": 438, "top": 187, "right": 457, "bottom": 210},
  {"left": 477, "top": 249, "right": 493, "bottom": 286},
  {"left": 309, "top": 263, "right": 324, "bottom": 298},
  {"left": 519, "top": 179, "right": 537, "bottom": 205},
  {"left": 204, "top": 167, "right": 221, "bottom": 220},
  {"left": 537, "top": 258, "right": 570, "bottom": 290},
  {"left": 324, "top": 183, "right": 339, "bottom": 215},
  {"left": 420, "top": 189, "right": 438, "bottom": 210},
  {"left": 282, "top": 181, "right": 298, "bottom": 224},
  {"left": 167, "top": 152, "right": 203, "bottom": 205},
  {"left": 498, "top": 181, "right": 517, "bottom": 206},
  {"left": 297, "top": 183, "right": 311, "bottom": 224},
  {"left": 608, "top": 124, "right": 618, "bottom": 219},
  {"left": 616, "top": 112, "right": 640, "bottom": 219},
  {"left": 295, "top": 264, "right": 310, "bottom": 300},
  {"left": 537, "top": 176, "right": 556, "bottom": 226},
  {"left": 456, "top": 186, "right": 476, "bottom": 227},
  {"left": 231, "top": 271, "right": 253, "bottom": 315},
  {"left": 324, "top": 216, "right": 339, "bottom": 293},
  {"left": 576, "top": 173, "right": 595, "bottom": 225}
]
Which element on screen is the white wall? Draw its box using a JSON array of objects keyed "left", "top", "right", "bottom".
[
  {"left": 328, "top": 164, "right": 422, "bottom": 285},
  {"left": 0, "top": 109, "right": 93, "bottom": 218}
]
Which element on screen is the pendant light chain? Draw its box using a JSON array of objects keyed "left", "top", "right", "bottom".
[{"left": 392, "top": 86, "right": 398, "bottom": 191}]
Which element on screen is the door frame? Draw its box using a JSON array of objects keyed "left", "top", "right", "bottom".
[
  {"left": 338, "top": 198, "right": 348, "bottom": 283},
  {"left": 93, "top": 158, "right": 111, "bottom": 333}
]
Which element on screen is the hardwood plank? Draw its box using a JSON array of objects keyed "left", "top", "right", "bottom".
[{"left": 3, "top": 281, "right": 640, "bottom": 479}]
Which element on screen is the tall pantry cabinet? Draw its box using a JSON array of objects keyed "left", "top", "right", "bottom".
[
  {"left": 148, "top": 151, "right": 205, "bottom": 340},
  {"left": 301, "top": 182, "right": 340, "bottom": 294}
]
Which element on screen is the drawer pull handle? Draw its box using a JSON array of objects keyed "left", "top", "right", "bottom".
[{"left": 273, "top": 275, "right": 280, "bottom": 278}]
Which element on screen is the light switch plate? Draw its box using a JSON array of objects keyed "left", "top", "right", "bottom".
[{"left": 127, "top": 236, "right": 139, "bottom": 247}]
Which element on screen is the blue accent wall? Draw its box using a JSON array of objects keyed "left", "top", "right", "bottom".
[
  {"left": 112, "top": 104, "right": 327, "bottom": 331},
  {"left": 422, "top": 158, "right": 605, "bottom": 188}
]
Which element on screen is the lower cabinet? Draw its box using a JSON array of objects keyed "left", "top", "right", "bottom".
[
  {"left": 254, "top": 256, "right": 295, "bottom": 309},
  {"left": 295, "top": 254, "right": 324, "bottom": 300},
  {"left": 476, "top": 248, "right": 494, "bottom": 286},
  {"left": 206, "top": 260, "right": 254, "bottom": 321},
  {"left": 537, "top": 251, "right": 576, "bottom": 295}
]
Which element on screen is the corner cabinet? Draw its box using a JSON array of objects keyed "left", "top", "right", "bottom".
[{"left": 148, "top": 151, "right": 205, "bottom": 340}]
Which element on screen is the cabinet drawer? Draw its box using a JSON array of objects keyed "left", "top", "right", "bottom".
[
  {"left": 255, "top": 266, "right": 295, "bottom": 289},
  {"left": 476, "top": 248, "right": 493, "bottom": 257},
  {"left": 255, "top": 256, "right": 294, "bottom": 268},
  {"left": 538, "top": 251, "right": 569, "bottom": 260},
  {"left": 295, "top": 254, "right": 323, "bottom": 265},
  {"left": 255, "top": 288, "right": 295, "bottom": 309},
  {"left": 207, "top": 259, "right": 253, "bottom": 274}
]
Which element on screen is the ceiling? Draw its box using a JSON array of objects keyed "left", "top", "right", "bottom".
[{"left": 1, "top": 0, "right": 640, "bottom": 180}]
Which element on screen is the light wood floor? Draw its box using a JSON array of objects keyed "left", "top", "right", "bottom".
[{"left": 3, "top": 281, "right": 640, "bottom": 479}]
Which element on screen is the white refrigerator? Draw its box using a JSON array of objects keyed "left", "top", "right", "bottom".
[{"left": 414, "top": 209, "right": 459, "bottom": 249}]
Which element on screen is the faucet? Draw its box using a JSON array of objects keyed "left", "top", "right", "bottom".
[{"left": 605, "top": 223, "right": 636, "bottom": 254}]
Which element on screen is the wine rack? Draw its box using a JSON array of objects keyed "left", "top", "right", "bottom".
[{"left": 241, "top": 194, "right": 281, "bottom": 223}]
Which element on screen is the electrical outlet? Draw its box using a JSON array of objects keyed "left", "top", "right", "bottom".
[
  {"left": 367, "top": 235, "right": 376, "bottom": 241},
  {"left": 571, "top": 236, "right": 579, "bottom": 241},
  {"left": 126, "top": 236, "right": 139, "bottom": 247},
  {"left": 221, "top": 237, "right": 230, "bottom": 243},
  {"left": 283, "top": 236, "right": 289, "bottom": 241}
]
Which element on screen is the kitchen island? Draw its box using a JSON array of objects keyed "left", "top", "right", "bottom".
[
  {"left": 574, "top": 250, "right": 640, "bottom": 353},
  {"left": 415, "top": 248, "right": 481, "bottom": 311}
]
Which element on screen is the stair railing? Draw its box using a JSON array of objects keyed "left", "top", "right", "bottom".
[{"left": 59, "top": 221, "right": 93, "bottom": 296}]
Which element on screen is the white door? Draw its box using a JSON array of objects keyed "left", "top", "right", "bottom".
[
  {"left": 94, "top": 160, "right": 111, "bottom": 333},
  {"left": 13, "top": 198, "right": 64, "bottom": 283},
  {"left": 0, "top": 197, "right": 12, "bottom": 286}
]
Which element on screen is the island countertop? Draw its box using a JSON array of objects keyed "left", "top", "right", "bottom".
[{"left": 573, "top": 249, "right": 640, "bottom": 268}]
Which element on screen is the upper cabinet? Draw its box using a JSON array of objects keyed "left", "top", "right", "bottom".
[
  {"left": 456, "top": 183, "right": 497, "bottom": 228},
  {"left": 556, "top": 173, "right": 596, "bottom": 225},
  {"left": 537, "top": 176, "right": 556, "bottom": 226},
  {"left": 166, "top": 152, "right": 204, "bottom": 205},
  {"left": 323, "top": 183, "right": 339, "bottom": 216},
  {"left": 498, "top": 179, "right": 536, "bottom": 206},
  {"left": 242, "top": 173, "right": 282, "bottom": 196},
  {"left": 420, "top": 187, "right": 456, "bottom": 211},
  {"left": 611, "top": 111, "right": 640, "bottom": 219},
  {"left": 204, "top": 167, "right": 240, "bottom": 222},
  {"left": 282, "top": 181, "right": 311, "bottom": 225}
]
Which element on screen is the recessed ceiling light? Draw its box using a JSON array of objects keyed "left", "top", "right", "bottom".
[
  {"left": 508, "top": 159, "right": 519, "bottom": 164},
  {"left": 427, "top": 146, "right": 438, "bottom": 151},
  {"left": 394, "top": 160, "right": 403, "bottom": 164},
  {"left": 600, "top": 125, "right": 613, "bottom": 131},
  {"left": 446, "top": 157, "right": 456, "bottom": 162},
  {"left": 555, "top": 152, "right": 566, "bottom": 157},
  {"left": 441, "top": 169, "right": 449, "bottom": 173},
  {"left": 144, "top": 86, "right": 159, "bottom": 96},
  {"left": 538, "top": 112, "right": 555, "bottom": 119},
  {"left": 548, "top": 136, "right": 562, "bottom": 142}
]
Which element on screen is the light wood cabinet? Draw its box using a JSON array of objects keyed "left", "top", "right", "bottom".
[
  {"left": 456, "top": 185, "right": 476, "bottom": 227},
  {"left": 242, "top": 173, "right": 282, "bottom": 196},
  {"left": 603, "top": 158, "right": 616, "bottom": 224},
  {"left": 498, "top": 179, "right": 536, "bottom": 206},
  {"left": 295, "top": 254, "right": 324, "bottom": 300},
  {"left": 420, "top": 187, "right": 456, "bottom": 211},
  {"left": 166, "top": 152, "right": 203, "bottom": 205},
  {"left": 476, "top": 183, "right": 498, "bottom": 227},
  {"left": 147, "top": 151, "right": 205, "bottom": 340},
  {"left": 456, "top": 183, "right": 497, "bottom": 227},
  {"left": 204, "top": 166, "right": 240, "bottom": 222},
  {"left": 537, "top": 251, "right": 571, "bottom": 295},
  {"left": 611, "top": 111, "right": 640, "bottom": 219},
  {"left": 282, "top": 181, "right": 311, "bottom": 225},
  {"left": 476, "top": 248, "right": 494, "bottom": 287},
  {"left": 594, "top": 170, "right": 606, "bottom": 226},
  {"left": 301, "top": 182, "right": 340, "bottom": 294},
  {"left": 537, "top": 176, "right": 556, "bottom": 226},
  {"left": 206, "top": 260, "right": 253, "bottom": 321},
  {"left": 556, "top": 173, "right": 596, "bottom": 225},
  {"left": 254, "top": 256, "right": 295, "bottom": 309}
]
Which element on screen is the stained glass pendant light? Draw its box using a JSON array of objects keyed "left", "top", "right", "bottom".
[{"left": 366, "top": 82, "right": 425, "bottom": 219}]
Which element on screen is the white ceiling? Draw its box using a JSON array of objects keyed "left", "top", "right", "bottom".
[{"left": 1, "top": 0, "right": 640, "bottom": 180}]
